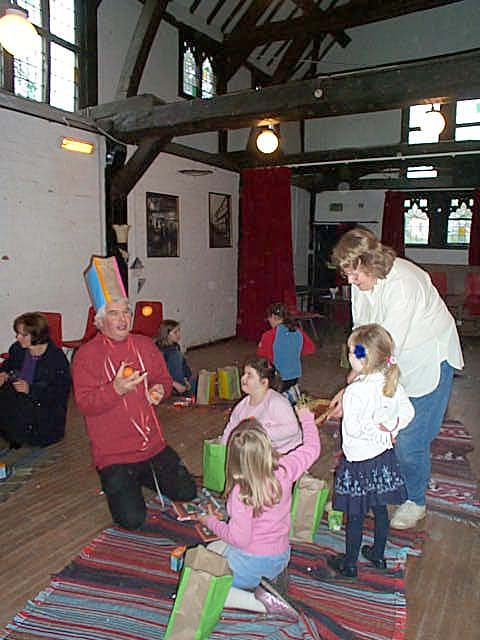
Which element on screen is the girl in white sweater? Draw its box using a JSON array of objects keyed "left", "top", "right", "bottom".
[{"left": 328, "top": 323, "right": 414, "bottom": 579}]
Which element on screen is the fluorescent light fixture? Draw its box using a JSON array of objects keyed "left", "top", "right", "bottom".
[
  {"left": 0, "top": 3, "right": 39, "bottom": 58},
  {"left": 60, "top": 137, "right": 95, "bottom": 154}
]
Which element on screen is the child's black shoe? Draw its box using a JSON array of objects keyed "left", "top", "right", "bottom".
[
  {"left": 361, "top": 545, "right": 387, "bottom": 569},
  {"left": 327, "top": 554, "right": 358, "bottom": 578}
]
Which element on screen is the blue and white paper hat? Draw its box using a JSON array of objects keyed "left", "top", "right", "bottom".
[{"left": 84, "top": 255, "right": 127, "bottom": 311}]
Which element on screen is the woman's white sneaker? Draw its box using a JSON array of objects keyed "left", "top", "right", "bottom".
[{"left": 390, "top": 500, "right": 426, "bottom": 529}]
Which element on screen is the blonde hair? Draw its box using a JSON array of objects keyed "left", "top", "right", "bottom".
[
  {"left": 348, "top": 323, "right": 400, "bottom": 397},
  {"left": 224, "top": 418, "right": 282, "bottom": 517},
  {"left": 332, "top": 227, "right": 396, "bottom": 279}
]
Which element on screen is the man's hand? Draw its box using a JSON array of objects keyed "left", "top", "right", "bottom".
[
  {"left": 12, "top": 379, "right": 29, "bottom": 394},
  {"left": 148, "top": 383, "right": 165, "bottom": 405},
  {"left": 329, "top": 387, "right": 345, "bottom": 419},
  {"left": 113, "top": 362, "right": 147, "bottom": 396},
  {"left": 0, "top": 372, "right": 8, "bottom": 388}
]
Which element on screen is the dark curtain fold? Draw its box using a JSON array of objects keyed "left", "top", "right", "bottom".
[
  {"left": 237, "top": 167, "right": 295, "bottom": 341},
  {"left": 381, "top": 191, "right": 405, "bottom": 257},
  {"left": 468, "top": 189, "right": 480, "bottom": 266}
]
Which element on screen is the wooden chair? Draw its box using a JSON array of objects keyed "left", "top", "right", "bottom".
[
  {"left": 62, "top": 306, "right": 97, "bottom": 352},
  {"left": 283, "top": 290, "right": 326, "bottom": 343},
  {"left": 132, "top": 301, "right": 163, "bottom": 338}
]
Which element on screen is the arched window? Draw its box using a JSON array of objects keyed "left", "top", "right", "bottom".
[
  {"left": 182, "top": 44, "right": 198, "bottom": 97},
  {"left": 201, "top": 57, "right": 215, "bottom": 98},
  {"left": 447, "top": 197, "right": 473, "bottom": 245},
  {"left": 404, "top": 198, "right": 430, "bottom": 245},
  {"left": 180, "top": 37, "right": 216, "bottom": 99}
]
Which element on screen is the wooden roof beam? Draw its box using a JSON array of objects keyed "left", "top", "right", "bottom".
[
  {"left": 223, "top": 0, "right": 465, "bottom": 53},
  {"left": 115, "top": 0, "right": 170, "bottom": 100},
  {"left": 100, "top": 49, "right": 480, "bottom": 143}
]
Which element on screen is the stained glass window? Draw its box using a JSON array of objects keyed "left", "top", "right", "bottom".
[
  {"left": 447, "top": 198, "right": 473, "bottom": 244},
  {"left": 202, "top": 57, "right": 215, "bottom": 98},
  {"left": 183, "top": 45, "right": 198, "bottom": 97},
  {"left": 180, "top": 39, "right": 216, "bottom": 99},
  {"left": 404, "top": 199, "right": 430, "bottom": 245}
]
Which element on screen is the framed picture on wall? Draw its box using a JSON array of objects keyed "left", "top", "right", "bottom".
[
  {"left": 209, "top": 192, "right": 232, "bottom": 248},
  {"left": 146, "top": 192, "right": 179, "bottom": 257}
]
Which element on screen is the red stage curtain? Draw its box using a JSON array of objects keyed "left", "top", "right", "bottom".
[
  {"left": 468, "top": 189, "right": 480, "bottom": 266},
  {"left": 237, "top": 167, "right": 296, "bottom": 341},
  {"left": 381, "top": 191, "right": 405, "bottom": 257}
]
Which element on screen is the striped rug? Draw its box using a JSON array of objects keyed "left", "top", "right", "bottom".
[
  {"left": 322, "top": 418, "right": 480, "bottom": 527},
  {"left": 3, "top": 500, "right": 424, "bottom": 640}
]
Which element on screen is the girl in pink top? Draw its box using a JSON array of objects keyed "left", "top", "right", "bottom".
[
  {"left": 200, "top": 408, "right": 320, "bottom": 619},
  {"left": 220, "top": 358, "right": 302, "bottom": 454}
]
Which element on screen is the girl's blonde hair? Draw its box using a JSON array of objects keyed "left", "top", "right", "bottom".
[
  {"left": 224, "top": 418, "right": 282, "bottom": 516},
  {"left": 332, "top": 227, "right": 396, "bottom": 279},
  {"left": 156, "top": 319, "right": 180, "bottom": 347},
  {"left": 348, "top": 323, "right": 400, "bottom": 397}
]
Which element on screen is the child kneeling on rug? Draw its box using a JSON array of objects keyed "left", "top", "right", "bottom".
[
  {"left": 198, "top": 407, "right": 320, "bottom": 621},
  {"left": 328, "top": 323, "right": 414, "bottom": 578}
]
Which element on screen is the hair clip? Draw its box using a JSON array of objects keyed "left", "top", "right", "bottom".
[
  {"left": 354, "top": 343, "right": 366, "bottom": 359},
  {"left": 386, "top": 355, "right": 397, "bottom": 366}
]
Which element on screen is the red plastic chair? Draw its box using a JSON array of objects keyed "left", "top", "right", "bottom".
[
  {"left": 40, "top": 312, "right": 63, "bottom": 348},
  {"left": 429, "top": 271, "right": 448, "bottom": 298},
  {"left": 62, "top": 306, "right": 97, "bottom": 351},
  {"left": 132, "top": 301, "right": 163, "bottom": 338}
]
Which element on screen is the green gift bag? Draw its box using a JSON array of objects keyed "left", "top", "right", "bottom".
[
  {"left": 290, "top": 473, "right": 329, "bottom": 542},
  {"left": 203, "top": 439, "right": 227, "bottom": 493},
  {"left": 165, "top": 545, "right": 233, "bottom": 639}
]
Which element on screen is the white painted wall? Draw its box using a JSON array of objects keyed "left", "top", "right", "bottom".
[
  {"left": 0, "top": 107, "right": 105, "bottom": 349},
  {"left": 128, "top": 153, "right": 239, "bottom": 347}
]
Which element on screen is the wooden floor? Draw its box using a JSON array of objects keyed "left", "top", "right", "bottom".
[{"left": 1, "top": 329, "right": 479, "bottom": 638}]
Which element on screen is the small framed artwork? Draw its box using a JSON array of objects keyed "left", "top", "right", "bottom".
[
  {"left": 146, "top": 192, "right": 179, "bottom": 257},
  {"left": 209, "top": 192, "right": 232, "bottom": 248}
]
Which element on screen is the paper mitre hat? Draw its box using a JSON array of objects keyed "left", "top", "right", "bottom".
[{"left": 84, "top": 255, "right": 127, "bottom": 311}]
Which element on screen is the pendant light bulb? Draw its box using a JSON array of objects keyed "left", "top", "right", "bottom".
[
  {"left": 421, "top": 106, "right": 446, "bottom": 137},
  {"left": 256, "top": 126, "right": 280, "bottom": 154},
  {"left": 0, "top": 5, "right": 39, "bottom": 58}
]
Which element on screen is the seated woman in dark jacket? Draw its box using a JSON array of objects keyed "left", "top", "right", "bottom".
[
  {"left": 0, "top": 312, "right": 71, "bottom": 448},
  {"left": 155, "top": 319, "right": 195, "bottom": 396}
]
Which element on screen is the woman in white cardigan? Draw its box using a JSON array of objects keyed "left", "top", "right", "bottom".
[{"left": 329, "top": 227, "right": 463, "bottom": 529}]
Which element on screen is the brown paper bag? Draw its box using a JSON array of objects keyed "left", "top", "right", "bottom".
[
  {"left": 290, "top": 473, "right": 329, "bottom": 542},
  {"left": 165, "top": 545, "right": 233, "bottom": 639}
]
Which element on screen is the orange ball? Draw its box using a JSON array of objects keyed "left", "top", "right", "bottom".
[
  {"left": 142, "top": 305, "right": 153, "bottom": 317},
  {"left": 123, "top": 366, "right": 135, "bottom": 378}
]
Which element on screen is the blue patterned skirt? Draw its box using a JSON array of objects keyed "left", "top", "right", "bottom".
[{"left": 333, "top": 448, "right": 407, "bottom": 516}]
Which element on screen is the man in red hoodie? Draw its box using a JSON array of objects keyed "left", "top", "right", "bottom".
[{"left": 72, "top": 297, "right": 196, "bottom": 529}]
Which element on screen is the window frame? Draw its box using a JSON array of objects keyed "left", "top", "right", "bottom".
[
  {"left": 0, "top": 0, "right": 97, "bottom": 111},
  {"left": 403, "top": 190, "right": 474, "bottom": 250},
  {"left": 178, "top": 31, "right": 217, "bottom": 100}
]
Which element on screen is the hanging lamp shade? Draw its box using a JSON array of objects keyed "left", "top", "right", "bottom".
[
  {"left": 256, "top": 126, "right": 280, "bottom": 154},
  {"left": 0, "top": 4, "right": 39, "bottom": 58},
  {"left": 421, "top": 106, "right": 446, "bottom": 137}
]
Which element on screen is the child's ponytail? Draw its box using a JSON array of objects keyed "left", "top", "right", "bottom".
[{"left": 383, "top": 358, "right": 400, "bottom": 397}]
